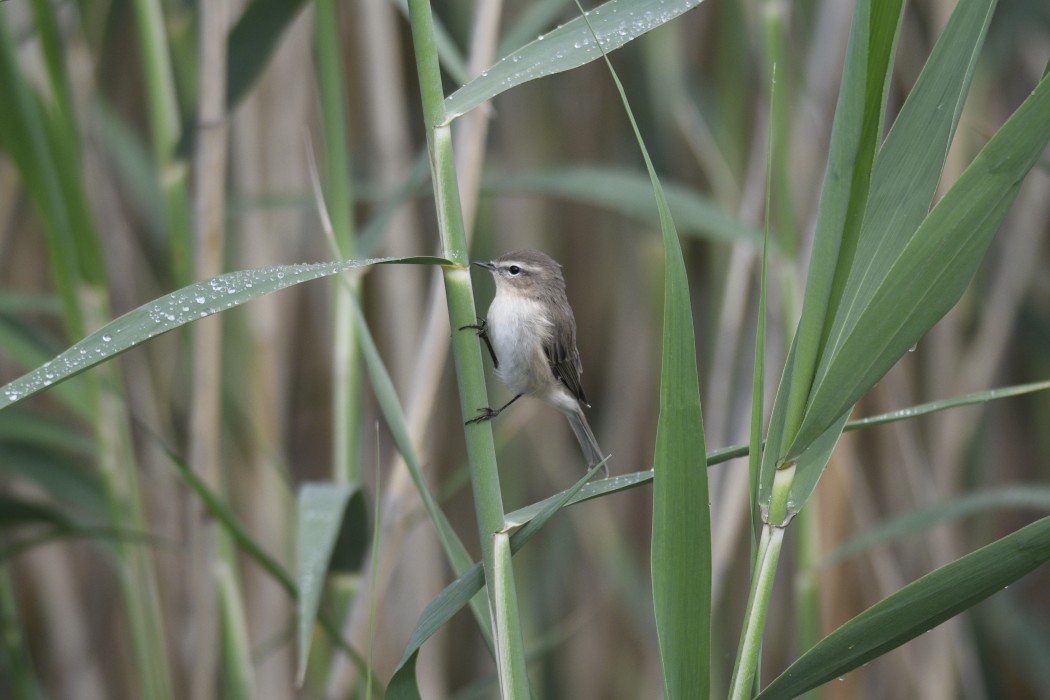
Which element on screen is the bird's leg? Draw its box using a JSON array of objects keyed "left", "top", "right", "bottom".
[
  {"left": 466, "top": 393, "right": 522, "bottom": 425},
  {"left": 459, "top": 317, "right": 499, "bottom": 369}
]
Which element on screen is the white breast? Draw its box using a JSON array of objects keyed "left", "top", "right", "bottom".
[{"left": 486, "top": 293, "right": 556, "bottom": 397}]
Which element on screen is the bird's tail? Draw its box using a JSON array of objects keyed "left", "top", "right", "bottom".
[{"left": 566, "top": 406, "right": 608, "bottom": 478}]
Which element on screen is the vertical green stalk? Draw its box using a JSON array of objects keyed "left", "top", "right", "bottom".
[
  {"left": 130, "top": 0, "right": 192, "bottom": 285},
  {"left": 728, "top": 523, "right": 786, "bottom": 700},
  {"left": 729, "top": 462, "right": 795, "bottom": 699},
  {"left": 406, "top": 0, "right": 529, "bottom": 693},
  {"left": 795, "top": 504, "right": 822, "bottom": 700}
]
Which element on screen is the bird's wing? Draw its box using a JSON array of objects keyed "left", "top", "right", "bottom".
[{"left": 544, "top": 325, "right": 589, "bottom": 407}]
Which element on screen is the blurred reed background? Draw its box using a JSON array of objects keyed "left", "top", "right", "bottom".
[{"left": 0, "top": 0, "right": 1048, "bottom": 698}]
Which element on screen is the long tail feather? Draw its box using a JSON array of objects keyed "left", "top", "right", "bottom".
[{"left": 566, "top": 406, "right": 608, "bottom": 477}]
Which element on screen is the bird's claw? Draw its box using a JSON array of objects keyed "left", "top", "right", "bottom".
[
  {"left": 465, "top": 407, "right": 500, "bottom": 425},
  {"left": 459, "top": 317, "right": 499, "bottom": 368}
]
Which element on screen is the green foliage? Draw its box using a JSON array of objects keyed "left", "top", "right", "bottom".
[
  {"left": 757, "top": 516, "right": 1050, "bottom": 699},
  {"left": 444, "top": 0, "right": 705, "bottom": 120},
  {"left": 0, "top": 0, "right": 1047, "bottom": 697}
]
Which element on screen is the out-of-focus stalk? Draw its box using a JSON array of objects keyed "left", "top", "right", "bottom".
[
  {"left": 315, "top": 0, "right": 363, "bottom": 488},
  {"left": 313, "top": 0, "right": 365, "bottom": 683},
  {"left": 130, "top": 0, "right": 192, "bottom": 285},
  {"left": 189, "top": 1, "right": 246, "bottom": 697}
]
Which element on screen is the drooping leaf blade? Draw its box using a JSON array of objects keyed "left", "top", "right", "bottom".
[
  {"left": 0, "top": 257, "right": 449, "bottom": 411},
  {"left": 595, "top": 35, "right": 713, "bottom": 700}
]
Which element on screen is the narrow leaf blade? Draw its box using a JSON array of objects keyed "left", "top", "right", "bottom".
[
  {"left": 790, "top": 67, "right": 1050, "bottom": 455},
  {"left": 444, "top": 0, "right": 705, "bottom": 120},
  {"left": 758, "top": 0, "right": 903, "bottom": 506},
  {"left": 0, "top": 256, "right": 449, "bottom": 411},
  {"left": 757, "top": 516, "right": 1050, "bottom": 699}
]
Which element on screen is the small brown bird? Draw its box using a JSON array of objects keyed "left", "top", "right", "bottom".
[{"left": 465, "top": 249, "right": 607, "bottom": 477}]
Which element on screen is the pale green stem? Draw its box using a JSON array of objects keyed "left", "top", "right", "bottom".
[
  {"left": 796, "top": 502, "right": 822, "bottom": 700},
  {"left": 729, "top": 524, "right": 785, "bottom": 700},
  {"left": 406, "top": 0, "right": 530, "bottom": 692},
  {"left": 493, "top": 531, "right": 530, "bottom": 698},
  {"left": 729, "top": 462, "right": 796, "bottom": 698}
]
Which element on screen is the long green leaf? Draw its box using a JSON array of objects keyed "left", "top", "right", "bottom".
[
  {"left": 444, "top": 0, "right": 706, "bottom": 121},
  {"left": 757, "top": 0, "right": 903, "bottom": 509},
  {"left": 756, "top": 515, "right": 1050, "bottom": 699},
  {"left": 0, "top": 257, "right": 449, "bottom": 411},
  {"left": 784, "top": 0, "right": 1000, "bottom": 459},
  {"left": 588, "top": 22, "right": 712, "bottom": 699},
  {"left": 789, "top": 64, "right": 1050, "bottom": 457},
  {"left": 823, "top": 0, "right": 996, "bottom": 360},
  {"left": 0, "top": 496, "right": 77, "bottom": 530},
  {"left": 843, "top": 379, "right": 1050, "bottom": 431}
]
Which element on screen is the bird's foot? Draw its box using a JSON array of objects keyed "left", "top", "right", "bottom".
[
  {"left": 459, "top": 317, "right": 499, "bottom": 368},
  {"left": 465, "top": 406, "right": 501, "bottom": 425}
]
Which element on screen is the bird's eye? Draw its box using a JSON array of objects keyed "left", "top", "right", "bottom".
[{"left": 507, "top": 265, "right": 521, "bottom": 275}]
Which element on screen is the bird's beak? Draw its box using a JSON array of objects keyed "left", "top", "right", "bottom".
[{"left": 472, "top": 260, "right": 496, "bottom": 271}]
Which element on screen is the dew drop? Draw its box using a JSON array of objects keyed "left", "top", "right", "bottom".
[{"left": 102, "top": 334, "right": 112, "bottom": 343}]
